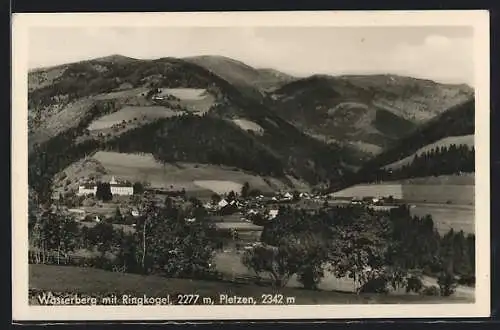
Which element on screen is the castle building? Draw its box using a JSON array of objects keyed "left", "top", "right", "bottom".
[
  {"left": 77, "top": 176, "right": 134, "bottom": 196},
  {"left": 110, "top": 176, "right": 134, "bottom": 196}
]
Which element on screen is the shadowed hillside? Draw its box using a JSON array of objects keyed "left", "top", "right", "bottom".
[{"left": 269, "top": 74, "right": 473, "bottom": 155}]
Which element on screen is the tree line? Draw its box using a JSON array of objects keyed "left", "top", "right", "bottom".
[
  {"left": 243, "top": 204, "right": 475, "bottom": 295},
  {"left": 29, "top": 193, "right": 220, "bottom": 279},
  {"left": 353, "top": 143, "right": 474, "bottom": 183},
  {"left": 352, "top": 100, "right": 474, "bottom": 184}
]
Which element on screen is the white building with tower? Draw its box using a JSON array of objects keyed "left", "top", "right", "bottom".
[
  {"left": 77, "top": 176, "right": 134, "bottom": 196},
  {"left": 109, "top": 176, "right": 134, "bottom": 196}
]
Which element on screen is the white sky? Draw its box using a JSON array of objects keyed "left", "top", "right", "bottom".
[{"left": 28, "top": 26, "right": 474, "bottom": 86}]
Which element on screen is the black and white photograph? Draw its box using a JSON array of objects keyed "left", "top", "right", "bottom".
[{"left": 12, "top": 11, "right": 490, "bottom": 320}]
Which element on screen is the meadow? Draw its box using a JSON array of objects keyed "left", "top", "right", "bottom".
[
  {"left": 158, "top": 88, "right": 216, "bottom": 114},
  {"left": 87, "top": 106, "right": 180, "bottom": 130},
  {"left": 332, "top": 175, "right": 474, "bottom": 205},
  {"left": 212, "top": 251, "right": 474, "bottom": 300},
  {"left": 90, "top": 151, "right": 305, "bottom": 195},
  {"left": 231, "top": 119, "right": 265, "bottom": 135},
  {"left": 331, "top": 175, "right": 475, "bottom": 235},
  {"left": 29, "top": 264, "right": 471, "bottom": 305},
  {"left": 410, "top": 204, "right": 474, "bottom": 235}
]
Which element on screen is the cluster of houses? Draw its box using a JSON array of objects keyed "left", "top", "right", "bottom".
[{"left": 77, "top": 176, "right": 134, "bottom": 196}]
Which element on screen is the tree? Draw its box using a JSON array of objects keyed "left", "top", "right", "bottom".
[
  {"left": 96, "top": 182, "right": 112, "bottom": 201},
  {"left": 227, "top": 190, "right": 237, "bottom": 201},
  {"left": 85, "top": 222, "right": 116, "bottom": 257},
  {"left": 438, "top": 271, "right": 458, "bottom": 296},
  {"left": 327, "top": 208, "right": 390, "bottom": 293},
  {"left": 135, "top": 195, "right": 217, "bottom": 277},
  {"left": 294, "top": 233, "right": 329, "bottom": 290},
  {"left": 241, "top": 182, "right": 250, "bottom": 198},
  {"left": 114, "top": 207, "right": 123, "bottom": 224},
  {"left": 242, "top": 233, "right": 328, "bottom": 289},
  {"left": 242, "top": 243, "right": 297, "bottom": 287},
  {"left": 210, "top": 193, "right": 221, "bottom": 205},
  {"left": 133, "top": 182, "right": 144, "bottom": 195},
  {"left": 37, "top": 211, "right": 80, "bottom": 264}
]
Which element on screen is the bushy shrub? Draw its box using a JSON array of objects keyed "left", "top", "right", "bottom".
[
  {"left": 297, "top": 264, "right": 324, "bottom": 290},
  {"left": 358, "top": 277, "right": 389, "bottom": 294},
  {"left": 438, "top": 272, "right": 458, "bottom": 296},
  {"left": 405, "top": 275, "right": 424, "bottom": 293},
  {"left": 421, "top": 285, "right": 440, "bottom": 296},
  {"left": 457, "top": 274, "right": 475, "bottom": 286}
]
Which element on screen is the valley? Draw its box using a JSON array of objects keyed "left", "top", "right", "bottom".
[{"left": 27, "top": 53, "right": 477, "bottom": 305}]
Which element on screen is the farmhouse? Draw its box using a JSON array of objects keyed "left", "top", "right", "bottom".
[{"left": 77, "top": 183, "right": 97, "bottom": 196}]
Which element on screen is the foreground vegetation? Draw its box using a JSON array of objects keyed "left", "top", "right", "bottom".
[
  {"left": 29, "top": 264, "right": 471, "bottom": 305},
  {"left": 29, "top": 188, "right": 475, "bottom": 299}
]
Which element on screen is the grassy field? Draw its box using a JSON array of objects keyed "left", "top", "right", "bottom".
[
  {"left": 231, "top": 119, "right": 265, "bottom": 135},
  {"left": 88, "top": 106, "right": 180, "bottom": 130},
  {"left": 194, "top": 180, "right": 243, "bottom": 195},
  {"left": 213, "top": 251, "right": 474, "bottom": 300},
  {"left": 384, "top": 135, "right": 474, "bottom": 170},
  {"left": 331, "top": 175, "right": 475, "bottom": 235},
  {"left": 93, "top": 87, "right": 148, "bottom": 100},
  {"left": 332, "top": 175, "right": 474, "bottom": 205},
  {"left": 158, "top": 88, "right": 216, "bottom": 114},
  {"left": 29, "top": 265, "right": 470, "bottom": 305},
  {"left": 89, "top": 151, "right": 308, "bottom": 194},
  {"left": 410, "top": 204, "right": 474, "bottom": 235}
]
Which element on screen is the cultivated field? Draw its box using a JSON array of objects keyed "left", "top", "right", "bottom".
[
  {"left": 93, "top": 87, "right": 149, "bottom": 100},
  {"left": 231, "top": 119, "right": 265, "bottom": 135},
  {"left": 332, "top": 175, "right": 474, "bottom": 205},
  {"left": 410, "top": 204, "right": 474, "bottom": 235},
  {"left": 194, "top": 180, "right": 243, "bottom": 195},
  {"left": 331, "top": 175, "right": 475, "bottom": 235},
  {"left": 158, "top": 88, "right": 216, "bottom": 114},
  {"left": 88, "top": 106, "right": 180, "bottom": 130},
  {"left": 91, "top": 151, "right": 307, "bottom": 196},
  {"left": 349, "top": 141, "right": 384, "bottom": 155},
  {"left": 385, "top": 135, "right": 474, "bottom": 170},
  {"left": 29, "top": 265, "right": 471, "bottom": 305}
]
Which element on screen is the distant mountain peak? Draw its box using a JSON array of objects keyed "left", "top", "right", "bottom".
[{"left": 92, "top": 54, "right": 138, "bottom": 63}]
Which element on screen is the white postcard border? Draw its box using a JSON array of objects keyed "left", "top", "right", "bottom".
[{"left": 12, "top": 10, "right": 491, "bottom": 321}]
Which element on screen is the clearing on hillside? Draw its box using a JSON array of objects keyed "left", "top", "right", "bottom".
[
  {"left": 93, "top": 87, "right": 149, "bottom": 100},
  {"left": 384, "top": 135, "right": 474, "bottom": 170},
  {"left": 88, "top": 106, "right": 180, "bottom": 130},
  {"left": 193, "top": 180, "right": 244, "bottom": 195},
  {"left": 348, "top": 141, "right": 384, "bottom": 155},
  {"left": 157, "top": 88, "right": 216, "bottom": 114},
  {"left": 91, "top": 151, "right": 308, "bottom": 195},
  {"left": 231, "top": 119, "right": 265, "bottom": 135},
  {"left": 158, "top": 88, "right": 207, "bottom": 100}
]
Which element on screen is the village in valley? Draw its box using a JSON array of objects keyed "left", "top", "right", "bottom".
[{"left": 60, "top": 174, "right": 399, "bottom": 246}]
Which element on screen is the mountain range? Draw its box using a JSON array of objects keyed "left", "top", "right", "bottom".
[{"left": 27, "top": 54, "right": 475, "bottom": 195}]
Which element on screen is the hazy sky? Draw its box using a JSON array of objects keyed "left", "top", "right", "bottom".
[{"left": 29, "top": 26, "right": 474, "bottom": 86}]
